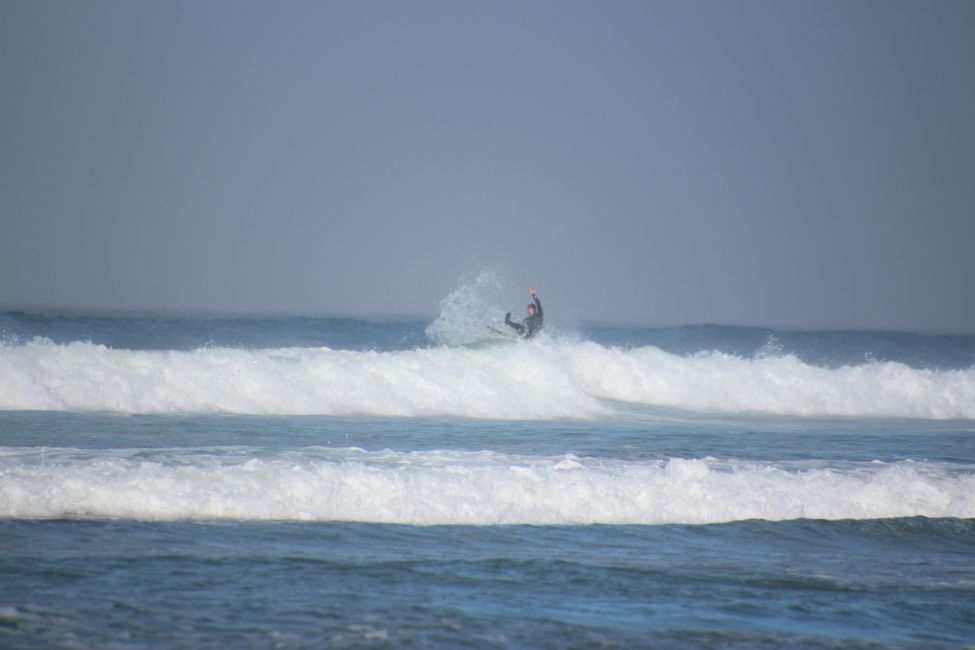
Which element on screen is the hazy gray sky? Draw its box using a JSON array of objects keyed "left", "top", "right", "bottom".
[{"left": 2, "top": 0, "right": 973, "bottom": 331}]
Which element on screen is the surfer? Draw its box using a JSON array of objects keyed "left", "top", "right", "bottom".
[{"left": 505, "top": 287, "right": 543, "bottom": 339}]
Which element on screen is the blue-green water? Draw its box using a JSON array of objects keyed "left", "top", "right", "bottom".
[
  {"left": 4, "top": 517, "right": 973, "bottom": 649},
  {"left": 1, "top": 309, "right": 974, "bottom": 647}
]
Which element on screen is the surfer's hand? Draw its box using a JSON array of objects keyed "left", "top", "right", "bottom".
[{"left": 529, "top": 287, "right": 536, "bottom": 296}]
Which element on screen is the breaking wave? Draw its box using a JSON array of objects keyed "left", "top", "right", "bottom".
[
  {"left": 2, "top": 446, "right": 971, "bottom": 524},
  {"left": 1, "top": 337, "right": 973, "bottom": 420}
]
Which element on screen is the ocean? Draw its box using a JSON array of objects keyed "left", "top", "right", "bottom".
[{"left": 1, "top": 300, "right": 974, "bottom": 648}]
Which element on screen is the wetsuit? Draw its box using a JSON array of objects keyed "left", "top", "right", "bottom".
[{"left": 505, "top": 295, "right": 543, "bottom": 339}]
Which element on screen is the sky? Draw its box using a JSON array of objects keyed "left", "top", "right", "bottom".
[{"left": 2, "top": 0, "right": 974, "bottom": 332}]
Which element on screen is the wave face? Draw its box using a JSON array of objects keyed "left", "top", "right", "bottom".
[
  {"left": 2, "top": 337, "right": 974, "bottom": 419},
  {"left": 2, "top": 447, "right": 972, "bottom": 524}
]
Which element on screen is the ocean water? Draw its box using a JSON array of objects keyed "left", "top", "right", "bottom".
[{"left": 1, "top": 302, "right": 974, "bottom": 648}]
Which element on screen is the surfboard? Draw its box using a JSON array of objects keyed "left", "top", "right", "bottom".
[
  {"left": 462, "top": 337, "right": 516, "bottom": 350},
  {"left": 487, "top": 325, "right": 519, "bottom": 340},
  {"left": 460, "top": 326, "right": 520, "bottom": 350}
]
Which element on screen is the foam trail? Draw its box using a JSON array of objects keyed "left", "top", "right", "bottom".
[
  {"left": 2, "top": 338, "right": 974, "bottom": 419},
  {"left": 1, "top": 447, "right": 972, "bottom": 524}
]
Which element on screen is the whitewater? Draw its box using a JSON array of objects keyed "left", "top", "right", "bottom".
[
  {"left": 3, "top": 337, "right": 974, "bottom": 419},
  {"left": 3, "top": 446, "right": 972, "bottom": 524}
]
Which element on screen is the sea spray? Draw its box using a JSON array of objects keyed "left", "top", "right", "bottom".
[{"left": 425, "top": 269, "right": 516, "bottom": 346}]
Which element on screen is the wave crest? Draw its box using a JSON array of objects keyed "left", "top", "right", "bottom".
[
  {"left": 2, "top": 447, "right": 972, "bottom": 524},
  {"left": 1, "top": 338, "right": 973, "bottom": 419}
]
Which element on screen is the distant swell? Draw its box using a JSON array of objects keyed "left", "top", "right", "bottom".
[
  {"left": 1, "top": 448, "right": 972, "bottom": 524},
  {"left": 1, "top": 338, "right": 974, "bottom": 420}
]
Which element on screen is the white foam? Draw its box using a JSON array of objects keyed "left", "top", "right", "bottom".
[
  {"left": 1, "top": 337, "right": 973, "bottom": 419},
  {"left": 1, "top": 447, "right": 972, "bottom": 524}
]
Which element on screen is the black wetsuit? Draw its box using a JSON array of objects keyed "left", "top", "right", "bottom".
[{"left": 505, "top": 295, "right": 543, "bottom": 339}]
